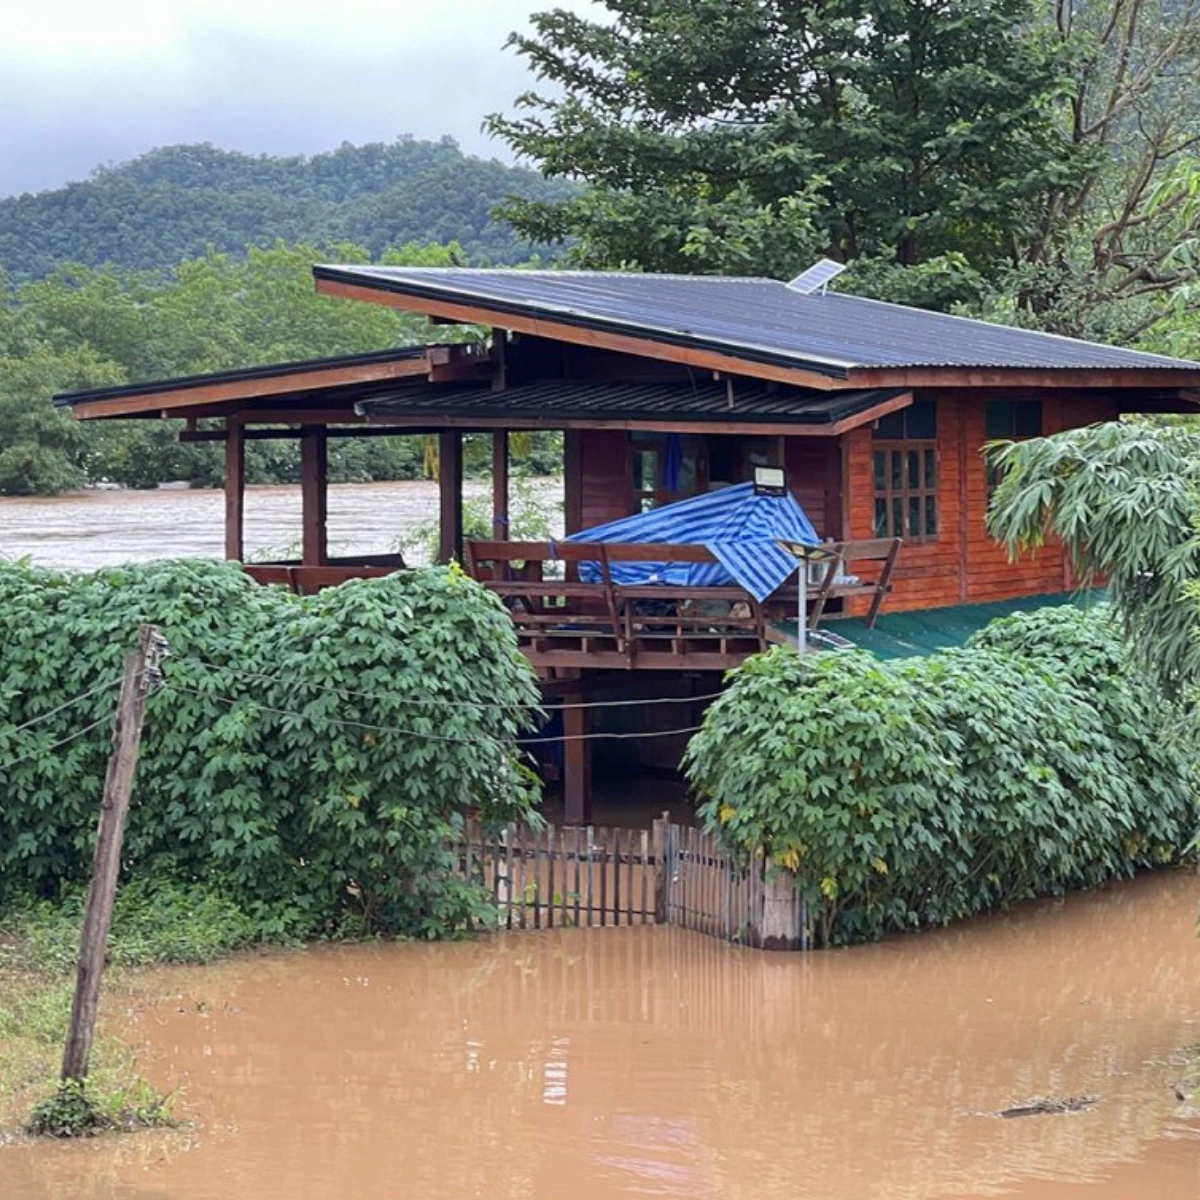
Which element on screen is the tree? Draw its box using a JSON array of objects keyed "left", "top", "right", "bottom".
[
  {"left": 986, "top": 420, "right": 1200, "bottom": 693},
  {"left": 982, "top": 1, "right": 1200, "bottom": 343},
  {"left": 487, "top": 0, "right": 1085, "bottom": 307},
  {"left": 0, "top": 138, "right": 575, "bottom": 283}
]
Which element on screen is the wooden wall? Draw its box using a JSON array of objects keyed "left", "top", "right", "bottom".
[
  {"left": 844, "top": 392, "right": 1118, "bottom": 614},
  {"left": 571, "top": 391, "right": 1115, "bottom": 614},
  {"left": 573, "top": 430, "right": 840, "bottom": 535}
]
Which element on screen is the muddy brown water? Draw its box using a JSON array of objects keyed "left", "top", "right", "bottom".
[
  {"left": 2, "top": 872, "right": 1199, "bottom": 1200},
  {"left": 0, "top": 480, "right": 562, "bottom": 571}
]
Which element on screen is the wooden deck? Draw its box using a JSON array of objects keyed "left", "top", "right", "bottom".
[{"left": 241, "top": 537, "right": 900, "bottom": 674}]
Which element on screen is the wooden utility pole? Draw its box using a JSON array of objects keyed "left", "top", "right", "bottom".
[{"left": 61, "top": 624, "right": 167, "bottom": 1085}]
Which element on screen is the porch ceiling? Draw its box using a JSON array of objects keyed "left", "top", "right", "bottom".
[{"left": 356, "top": 380, "right": 911, "bottom": 435}]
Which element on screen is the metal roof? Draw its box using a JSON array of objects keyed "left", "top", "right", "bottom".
[
  {"left": 313, "top": 266, "right": 1200, "bottom": 377},
  {"left": 358, "top": 380, "right": 905, "bottom": 426},
  {"left": 54, "top": 346, "right": 428, "bottom": 407}
]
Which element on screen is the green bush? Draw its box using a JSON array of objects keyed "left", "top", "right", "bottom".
[
  {"left": 684, "top": 607, "right": 1197, "bottom": 947},
  {"left": 0, "top": 560, "right": 541, "bottom": 938},
  {"left": 2, "top": 880, "right": 258, "bottom": 971}
]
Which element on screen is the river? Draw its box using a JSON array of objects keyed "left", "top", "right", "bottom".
[
  {"left": 0, "top": 480, "right": 561, "bottom": 571},
  {"left": 1, "top": 872, "right": 1197, "bottom": 1200}
]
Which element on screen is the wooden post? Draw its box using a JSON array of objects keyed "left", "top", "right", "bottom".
[
  {"left": 492, "top": 430, "right": 509, "bottom": 541},
  {"left": 300, "top": 425, "right": 328, "bottom": 567},
  {"left": 438, "top": 429, "right": 464, "bottom": 564},
  {"left": 224, "top": 417, "right": 245, "bottom": 562},
  {"left": 61, "top": 624, "right": 167, "bottom": 1084},
  {"left": 652, "top": 811, "right": 669, "bottom": 925},
  {"left": 562, "top": 698, "right": 591, "bottom": 826},
  {"left": 755, "top": 861, "right": 803, "bottom": 951}
]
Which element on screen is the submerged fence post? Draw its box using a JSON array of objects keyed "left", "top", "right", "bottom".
[
  {"left": 61, "top": 624, "right": 166, "bottom": 1084},
  {"left": 651, "top": 812, "right": 669, "bottom": 924},
  {"left": 755, "top": 860, "right": 804, "bottom": 951}
]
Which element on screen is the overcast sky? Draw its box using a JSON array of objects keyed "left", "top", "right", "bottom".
[{"left": 0, "top": 0, "right": 595, "bottom": 198}]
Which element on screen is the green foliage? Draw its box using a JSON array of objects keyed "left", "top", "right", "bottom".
[
  {"left": 987, "top": 421, "right": 1200, "bottom": 694},
  {"left": 25, "top": 1077, "right": 174, "bottom": 1138},
  {"left": 4, "top": 881, "right": 258, "bottom": 972},
  {"left": 0, "top": 241, "right": 559, "bottom": 496},
  {"left": 488, "top": 0, "right": 1085, "bottom": 307},
  {"left": 0, "top": 138, "right": 575, "bottom": 283},
  {"left": 399, "top": 476, "right": 563, "bottom": 565},
  {"left": 0, "top": 560, "right": 542, "bottom": 939},
  {"left": 684, "top": 608, "right": 1196, "bottom": 947},
  {"left": 490, "top": 2, "right": 1200, "bottom": 331}
]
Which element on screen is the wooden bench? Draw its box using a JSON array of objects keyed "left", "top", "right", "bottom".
[
  {"left": 243, "top": 555, "right": 405, "bottom": 595},
  {"left": 602, "top": 543, "right": 767, "bottom": 662},
  {"left": 465, "top": 540, "right": 769, "bottom": 667},
  {"left": 464, "top": 540, "right": 623, "bottom": 655},
  {"left": 808, "top": 537, "right": 902, "bottom": 629}
]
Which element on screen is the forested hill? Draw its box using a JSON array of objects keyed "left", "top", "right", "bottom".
[{"left": 0, "top": 137, "right": 575, "bottom": 281}]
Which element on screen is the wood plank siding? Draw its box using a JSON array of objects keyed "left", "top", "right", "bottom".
[
  {"left": 578, "top": 390, "right": 1115, "bottom": 619},
  {"left": 844, "top": 392, "right": 1117, "bottom": 614}
]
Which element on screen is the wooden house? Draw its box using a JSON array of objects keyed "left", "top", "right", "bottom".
[{"left": 57, "top": 267, "right": 1200, "bottom": 819}]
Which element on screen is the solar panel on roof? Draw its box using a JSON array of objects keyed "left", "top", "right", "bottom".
[{"left": 786, "top": 259, "right": 847, "bottom": 295}]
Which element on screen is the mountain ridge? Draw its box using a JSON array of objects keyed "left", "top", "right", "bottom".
[{"left": 0, "top": 136, "right": 573, "bottom": 281}]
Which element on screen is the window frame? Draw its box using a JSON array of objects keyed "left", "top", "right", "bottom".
[
  {"left": 871, "top": 401, "right": 939, "bottom": 541},
  {"left": 985, "top": 400, "right": 1043, "bottom": 498}
]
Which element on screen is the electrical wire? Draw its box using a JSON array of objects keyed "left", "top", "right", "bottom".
[
  {"left": 0, "top": 711, "right": 115, "bottom": 773},
  {"left": 166, "top": 683, "right": 706, "bottom": 745},
  {"left": 174, "top": 657, "right": 725, "bottom": 712},
  {"left": 0, "top": 677, "right": 123, "bottom": 740}
]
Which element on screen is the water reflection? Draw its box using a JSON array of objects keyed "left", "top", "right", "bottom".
[{"left": 2, "top": 872, "right": 1198, "bottom": 1200}]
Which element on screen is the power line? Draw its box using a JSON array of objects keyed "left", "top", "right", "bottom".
[
  {"left": 166, "top": 684, "right": 705, "bottom": 745},
  {"left": 0, "top": 677, "right": 122, "bottom": 740},
  {"left": 174, "top": 657, "right": 724, "bottom": 712},
  {"left": 0, "top": 711, "right": 116, "bottom": 773}
]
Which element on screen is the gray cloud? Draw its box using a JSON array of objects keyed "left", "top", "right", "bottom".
[{"left": 0, "top": 1, "right": 586, "bottom": 196}]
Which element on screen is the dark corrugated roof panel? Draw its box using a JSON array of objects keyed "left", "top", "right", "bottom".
[
  {"left": 359, "top": 381, "right": 903, "bottom": 425},
  {"left": 314, "top": 266, "right": 1200, "bottom": 375},
  {"left": 54, "top": 346, "right": 428, "bottom": 407}
]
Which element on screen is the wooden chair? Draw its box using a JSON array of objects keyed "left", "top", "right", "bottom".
[{"left": 808, "top": 537, "right": 903, "bottom": 629}]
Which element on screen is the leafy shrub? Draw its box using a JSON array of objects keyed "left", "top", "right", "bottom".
[
  {"left": 685, "top": 607, "right": 1197, "bottom": 947},
  {"left": 0, "top": 560, "right": 541, "bottom": 938},
  {"left": 3, "top": 880, "right": 258, "bottom": 971}
]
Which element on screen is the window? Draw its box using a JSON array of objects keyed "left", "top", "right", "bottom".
[
  {"left": 632, "top": 445, "right": 661, "bottom": 512},
  {"left": 985, "top": 400, "right": 1042, "bottom": 495},
  {"left": 986, "top": 400, "right": 1043, "bottom": 440},
  {"left": 872, "top": 401, "right": 937, "bottom": 539}
]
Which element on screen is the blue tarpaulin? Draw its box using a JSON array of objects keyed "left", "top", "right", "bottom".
[{"left": 565, "top": 482, "right": 819, "bottom": 601}]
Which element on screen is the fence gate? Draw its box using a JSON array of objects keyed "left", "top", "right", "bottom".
[{"left": 450, "top": 817, "right": 810, "bottom": 950}]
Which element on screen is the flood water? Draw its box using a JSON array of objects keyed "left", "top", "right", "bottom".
[
  {"left": 2, "top": 872, "right": 1198, "bottom": 1200},
  {"left": 0, "top": 480, "right": 556, "bottom": 571}
]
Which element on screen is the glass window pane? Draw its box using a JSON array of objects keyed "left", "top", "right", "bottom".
[
  {"left": 924, "top": 448, "right": 936, "bottom": 488},
  {"left": 635, "top": 450, "right": 658, "bottom": 491},
  {"left": 890, "top": 451, "right": 902, "bottom": 489},
  {"left": 985, "top": 402, "right": 1013, "bottom": 439},
  {"left": 906, "top": 400, "right": 937, "bottom": 440},
  {"left": 873, "top": 412, "right": 905, "bottom": 440},
  {"left": 874, "top": 498, "right": 888, "bottom": 537},
  {"left": 908, "top": 496, "right": 921, "bottom": 537},
  {"left": 873, "top": 450, "right": 886, "bottom": 491},
  {"left": 892, "top": 498, "right": 904, "bottom": 537},
  {"left": 925, "top": 493, "right": 938, "bottom": 535},
  {"left": 1014, "top": 401, "right": 1043, "bottom": 437}
]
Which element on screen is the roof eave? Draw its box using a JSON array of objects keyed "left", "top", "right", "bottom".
[{"left": 312, "top": 266, "right": 855, "bottom": 389}]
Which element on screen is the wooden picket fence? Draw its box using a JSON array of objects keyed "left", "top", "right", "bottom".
[
  {"left": 450, "top": 821, "right": 659, "bottom": 930},
  {"left": 450, "top": 816, "right": 810, "bottom": 949}
]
